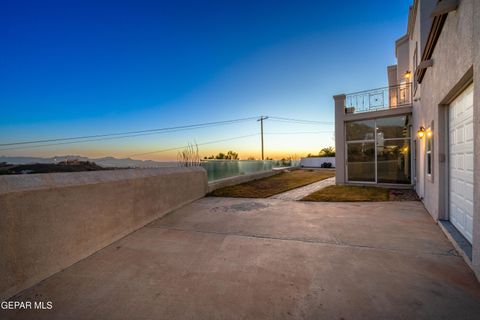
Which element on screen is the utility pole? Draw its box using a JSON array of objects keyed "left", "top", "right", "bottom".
[{"left": 257, "top": 116, "right": 268, "bottom": 160}]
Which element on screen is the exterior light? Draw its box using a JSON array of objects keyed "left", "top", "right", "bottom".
[
  {"left": 417, "top": 126, "right": 426, "bottom": 139},
  {"left": 404, "top": 71, "right": 412, "bottom": 79},
  {"left": 426, "top": 128, "right": 433, "bottom": 138}
]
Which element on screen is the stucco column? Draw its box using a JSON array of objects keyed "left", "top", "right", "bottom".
[
  {"left": 472, "top": 1, "right": 480, "bottom": 280},
  {"left": 334, "top": 94, "right": 346, "bottom": 184}
]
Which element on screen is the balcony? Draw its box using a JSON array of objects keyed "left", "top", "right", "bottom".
[{"left": 344, "top": 83, "right": 412, "bottom": 114}]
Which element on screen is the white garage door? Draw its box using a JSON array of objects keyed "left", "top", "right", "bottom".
[{"left": 449, "top": 83, "right": 474, "bottom": 243}]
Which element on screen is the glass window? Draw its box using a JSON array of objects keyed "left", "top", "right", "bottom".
[
  {"left": 377, "top": 139, "right": 411, "bottom": 184},
  {"left": 346, "top": 120, "right": 375, "bottom": 141},
  {"left": 345, "top": 117, "right": 412, "bottom": 184},
  {"left": 347, "top": 142, "right": 375, "bottom": 182},
  {"left": 376, "top": 116, "right": 411, "bottom": 139},
  {"left": 426, "top": 134, "right": 432, "bottom": 176}
]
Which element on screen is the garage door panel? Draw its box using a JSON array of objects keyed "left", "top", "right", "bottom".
[
  {"left": 464, "top": 182, "right": 474, "bottom": 202},
  {"left": 451, "top": 206, "right": 464, "bottom": 228},
  {"left": 465, "top": 123, "right": 474, "bottom": 141},
  {"left": 466, "top": 215, "right": 473, "bottom": 240},
  {"left": 465, "top": 154, "right": 474, "bottom": 171},
  {"left": 457, "top": 154, "right": 465, "bottom": 169},
  {"left": 456, "top": 127, "right": 465, "bottom": 144},
  {"left": 449, "top": 83, "right": 474, "bottom": 243},
  {"left": 465, "top": 170, "right": 474, "bottom": 181}
]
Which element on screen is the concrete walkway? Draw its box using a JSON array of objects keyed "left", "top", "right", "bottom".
[
  {"left": 270, "top": 176, "right": 336, "bottom": 201},
  {"left": 3, "top": 198, "right": 480, "bottom": 320}
]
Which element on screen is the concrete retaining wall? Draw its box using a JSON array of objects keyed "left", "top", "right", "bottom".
[{"left": 0, "top": 167, "right": 208, "bottom": 300}]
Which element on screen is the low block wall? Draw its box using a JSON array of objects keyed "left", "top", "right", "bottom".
[
  {"left": 0, "top": 167, "right": 208, "bottom": 300},
  {"left": 207, "top": 170, "right": 281, "bottom": 193},
  {"left": 300, "top": 157, "right": 336, "bottom": 168}
]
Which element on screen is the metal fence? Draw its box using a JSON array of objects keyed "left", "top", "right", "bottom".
[{"left": 345, "top": 83, "right": 412, "bottom": 114}]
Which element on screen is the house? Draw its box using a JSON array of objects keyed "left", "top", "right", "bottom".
[{"left": 334, "top": 0, "right": 480, "bottom": 279}]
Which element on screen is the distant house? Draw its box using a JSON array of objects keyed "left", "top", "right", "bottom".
[{"left": 334, "top": 0, "right": 480, "bottom": 279}]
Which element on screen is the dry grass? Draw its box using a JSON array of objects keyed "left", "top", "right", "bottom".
[
  {"left": 209, "top": 169, "right": 335, "bottom": 198},
  {"left": 302, "top": 185, "right": 390, "bottom": 202}
]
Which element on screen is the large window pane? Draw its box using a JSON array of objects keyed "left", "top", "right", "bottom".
[
  {"left": 377, "top": 139, "right": 411, "bottom": 184},
  {"left": 346, "top": 120, "right": 375, "bottom": 141},
  {"left": 347, "top": 142, "right": 375, "bottom": 182},
  {"left": 376, "top": 115, "right": 411, "bottom": 139}
]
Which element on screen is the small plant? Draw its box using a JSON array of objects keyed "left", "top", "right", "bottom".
[
  {"left": 177, "top": 142, "right": 201, "bottom": 167},
  {"left": 320, "top": 162, "right": 332, "bottom": 168}
]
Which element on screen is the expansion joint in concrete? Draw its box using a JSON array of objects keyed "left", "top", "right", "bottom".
[{"left": 148, "top": 225, "right": 460, "bottom": 258}]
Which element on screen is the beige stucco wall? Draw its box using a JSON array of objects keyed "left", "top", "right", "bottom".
[
  {"left": 412, "top": 0, "right": 480, "bottom": 278},
  {"left": 473, "top": 0, "right": 480, "bottom": 284},
  {"left": 410, "top": 0, "right": 424, "bottom": 199},
  {"left": 395, "top": 36, "right": 410, "bottom": 84},
  {"left": 387, "top": 65, "right": 398, "bottom": 87},
  {"left": 413, "top": 0, "right": 476, "bottom": 218},
  {"left": 0, "top": 167, "right": 208, "bottom": 300},
  {"left": 334, "top": 94, "right": 346, "bottom": 184}
]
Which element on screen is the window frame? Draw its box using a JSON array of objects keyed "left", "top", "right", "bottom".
[
  {"left": 345, "top": 115, "right": 412, "bottom": 185},
  {"left": 426, "top": 131, "right": 433, "bottom": 180}
]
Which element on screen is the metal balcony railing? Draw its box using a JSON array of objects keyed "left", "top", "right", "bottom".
[{"left": 345, "top": 83, "right": 412, "bottom": 114}]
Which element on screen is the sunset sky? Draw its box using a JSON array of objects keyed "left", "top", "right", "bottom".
[{"left": 0, "top": 0, "right": 411, "bottom": 161}]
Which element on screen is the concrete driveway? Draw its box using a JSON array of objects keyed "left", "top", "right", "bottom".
[{"left": 3, "top": 198, "right": 480, "bottom": 320}]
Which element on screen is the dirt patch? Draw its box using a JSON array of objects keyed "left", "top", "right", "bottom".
[
  {"left": 302, "top": 185, "right": 420, "bottom": 202},
  {"left": 389, "top": 189, "right": 419, "bottom": 201}
]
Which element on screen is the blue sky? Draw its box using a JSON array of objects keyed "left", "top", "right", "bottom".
[{"left": 0, "top": 0, "right": 412, "bottom": 160}]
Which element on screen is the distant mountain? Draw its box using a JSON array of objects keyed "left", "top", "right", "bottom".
[{"left": 0, "top": 155, "right": 178, "bottom": 168}]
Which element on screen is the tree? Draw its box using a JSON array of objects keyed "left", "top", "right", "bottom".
[
  {"left": 205, "top": 151, "right": 240, "bottom": 160},
  {"left": 215, "top": 152, "right": 226, "bottom": 159},
  {"left": 225, "top": 150, "right": 239, "bottom": 160},
  {"left": 319, "top": 147, "right": 335, "bottom": 157}
]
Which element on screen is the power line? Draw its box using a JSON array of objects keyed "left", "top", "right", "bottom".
[
  {"left": 0, "top": 129, "right": 202, "bottom": 151},
  {"left": 2, "top": 126, "right": 258, "bottom": 152},
  {"left": 265, "top": 131, "right": 334, "bottom": 135},
  {"left": 0, "top": 130, "right": 333, "bottom": 154},
  {"left": 0, "top": 116, "right": 259, "bottom": 147},
  {"left": 268, "top": 116, "right": 333, "bottom": 125},
  {"left": 127, "top": 133, "right": 259, "bottom": 157},
  {"left": 0, "top": 115, "right": 335, "bottom": 152}
]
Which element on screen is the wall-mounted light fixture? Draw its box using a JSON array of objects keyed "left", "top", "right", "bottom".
[
  {"left": 417, "top": 126, "right": 426, "bottom": 139},
  {"left": 404, "top": 71, "right": 412, "bottom": 80},
  {"left": 426, "top": 127, "right": 433, "bottom": 138}
]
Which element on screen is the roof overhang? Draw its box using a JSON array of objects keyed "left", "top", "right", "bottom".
[
  {"left": 416, "top": 0, "right": 461, "bottom": 84},
  {"left": 431, "top": 0, "right": 459, "bottom": 17},
  {"left": 417, "top": 13, "right": 447, "bottom": 84}
]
